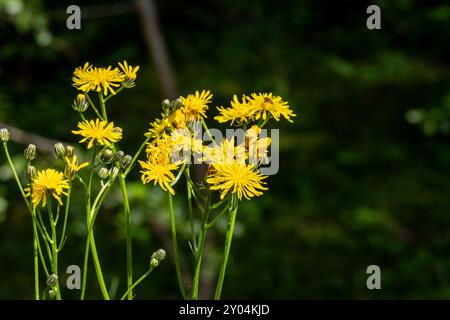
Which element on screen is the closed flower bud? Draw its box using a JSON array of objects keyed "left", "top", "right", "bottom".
[
  {"left": 48, "top": 289, "right": 57, "bottom": 300},
  {"left": 98, "top": 167, "right": 109, "bottom": 180},
  {"left": 120, "top": 154, "right": 132, "bottom": 170},
  {"left": 113, "top": 150, "right": 125, "bottom": 163},
  {"left": 0, "top": 128, "right": 9, "bottom": 142},
  {"left": 113, "top": 127, "right": 123, "bottom": 135},
  {"left": 54, "top": 143, "right": 65, "bottom": 159},
  {"left": 98, "top": 148, "right": 114, "bottom": 164},
  {"left": 72, "top": 93, "right": 88, "bottom": 112},
  {"left": 109, "top": 167, "right": 119, "bottom": 179},
  {"left": 161, "top": 99, "right": 171, "bottom": 115},
  {"left": 24, "top": 144, "right": 37, "bottom": 160},
  {"left": 47, "top": 274, "right": 59, "bottom": 287},
  {"left": 27, "top": 165, "right": 37, "bottom": 181},
  {"left": 65, "top": 145, "right": 74, "bottom": 158},
  {"left": 171, "top": 98, "right": 182, "bottom": 111},
  {"left": 150, "top": 249, "right": 166, "bottom": 268}
]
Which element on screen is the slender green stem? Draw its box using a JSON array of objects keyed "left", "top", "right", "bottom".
[
  {"left": 58, "top": 184, "right": 72, "bottom": 251},
  {"left": 123, "top": 135, "right": 151, "bottom": 177},
  {"left": 168, "top": 192, "right": 187, "bottom": 299},
  {"left": 185, "top": 168, "right": 197, "bottom": 251},
  {"left": 214, "top": 198, "right": 239, "bottom": 300},
  {"left": 99, "top": 92, "right": 107, "bottom": 121},
  {"left": 259, "top": 115, "right": 272, "bottom": 129},
  {"left": 47, "top": 201, "right": 61, "bottom": 300},
  {"left": 119, "top": 175, "right": 133, "bottom": 300},
  {"left": 89, "top": 232, "right": 110, "bottom": 299},
  {"left": 191, "top": 193, "right": 211, "bottom": 300},
  {"left": 119, "top": 267, "right": 154, "bottom": 300},
  {"left": 31, "top": 212, "right": 39, "bottom": 300},
  {"left": 202, "top": 119, "right": 217, "bottom": 145},
  {"left": 207, "top": 204, "right": 230, "bottom": 229},
  {"left": 104, "top": 86, "right": 125, "bottom": 102},
  {"left": 85, "top": 93, "right": 103, "bottom": 119}
]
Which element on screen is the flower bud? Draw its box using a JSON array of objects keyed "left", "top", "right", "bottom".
[
  {"left": 48, "top": 289, "right": 57, "bottom": 300},
  {"left": 98, "top": 148, "right": 114, "bottom": 164},
  {"left": 47, "top": 274, "right": 59, "bottom": 287},
  {"left": 150, "top": 249, "right": 166, "bottom": 268},
  {"left": 24, "top": 144, "right": 37, "bottom": 160},
  {"left": 171, "top": 98, "right": 182, "bottom": 111},
  {"left": 65, "top": 145, "right": 74, "bottom": 158},
  {"left": 0, "top": 128, "right": 9, "bottom": 142},
  {"left": 27, "top": 165, "right": 37, "bottom": 182},
  {"left": 54, "top": 143, "right": 65, "bottom": 159},
  {"left": 113, "top": 127, "right": 123, "bottom": 135},
  {"left": 109, "top": 167, "right": 119, "bottom": 179},
  {"left": 98, "top": 167, "right": 109, "bottom": 180},
  {"left": 113, "top": 150, "right": 125, "bottom": 163},
  {"left": 161, "top": 99, "right": 171, "bottom": 115},
  {"left": 120, "top": 154, "right": 132, "bottom": 170},
  {"left": 72, "top": 93, "right": 88, "bottom": 112}
]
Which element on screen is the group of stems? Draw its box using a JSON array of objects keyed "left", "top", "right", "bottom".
[{"left": 168, "top": 120, "right": 241, "bottom": 300}]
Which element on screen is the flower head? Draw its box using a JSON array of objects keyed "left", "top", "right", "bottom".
[
  {"left": 180, "top": 90, "right": 212, "bottom": 121},
  {"left": 139, "top": 155, "right": 180, "bottom": 195},
  {"left": 247, "top": 92, "right": 295, "bottom": 122},
  {"left": 26, "top": 169, "right": 70, "bottom": 207},
  {"left": 118, "top": 60, "right": 140, "bottom": 87},
  {"left": 72, "top": 119, "right": 122, "bottom": 149},
  {"left": 202, "top": 138, "right": 246, "bottom": 165},
  {"left": 64, "top": 155, "right": 89, "bottom": 179},
  {"left": 72, "top": 62, "right": 124, "bottom": 96},
  {"left": 215, "top": 95, "right": 254, "bottom": 125},
  {"left": 207, "top": 163, "right": 267, "bottom": 200}
]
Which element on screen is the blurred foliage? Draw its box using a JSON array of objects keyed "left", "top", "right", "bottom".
[{"left": 1, "top": 0, "right": 450, "bottom": 299}]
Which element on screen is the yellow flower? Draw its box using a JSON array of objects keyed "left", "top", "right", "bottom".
[
  {"left": 170, "top": 129, "right": 204, "bottom": 155},
  {"left": 247, "top": 92, "right": 295, "bottom": 122},
  {"left": 246, "top": 125, "right": 271, "bottom": 164},
  {"left": 118, "top": 60, "right": 140, "bottom": 81},
  {"left": 64, "top": 155, "right": 89, "bottom": 178},
  {"left": 72, "top": 62, "right": 124, "bottom": 96},
  {"left": 72, "top": 119, "right": 122, "bottom": 149},
  {"left": 139, "top": 156, "right": 180, "bottom": 195},
  {"left": 180, "top": 90, "right": 213, "bottom": 121},
  {"left": 145, "top": 114, "right": 171, "bottom": 138},
  {"left": 215, "top": 95, "right": 254, "bottom": 124},
  {"left": 207, "top": 163, "right": 268, "bottom": 200},
  {"left": 202, "top": 138, "right": 246, "bottom": 165},
  {"left": 26, "top": 169, "right": 70, "bottom": 207},
  {"left": 170, "top": 109, "right": 187, "bottom": 129}
]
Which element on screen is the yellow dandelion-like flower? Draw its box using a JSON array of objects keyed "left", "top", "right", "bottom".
[
  {"left": 247, "top": 92, "right": 296, "bottom": 122},
  {"left": 215, "top": 95, "right": 254, "bottom": 124},
  {"left": 72, "top": 62, "right": 124, "bottom": 96},
  {"left": 139, "top": 156, "right": 180, "bottom": 195},
  {"left": 246, "top": 125, "right": 271, "bottom": 164},
  {"left": 145, "top": 114, "right": 171, "bottom": 138},
  {"left": 26, "top": 169, "right": 70, "bottom": 207},
  {"left": 207, "top": 163, "right": 268, "bottom": 200},
  {"left": 72, "top": 118, "right": 122, "bottom": 149},
  {"left": 202, "top": 138, "right": 246, "bottom": 164},
  {"left": 180, "top": 90, "right": 213, "bottom": 121},
  {"left": 118, "top": 60, "right": 140, "bottom": 81},
  {"left": 170, "top": 109, "right": 187, "bottom": 129},
  {"left": 64, "top": 155, "right": 89, "bottom": 179},
  {"left": 170, "top": 129, "right": 204, "bottom": 155}
]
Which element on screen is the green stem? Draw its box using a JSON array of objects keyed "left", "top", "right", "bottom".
[
  {"left": 123, "top": 135, "right": 151, "bottom": 177},
  {"left": 58, "top": 184, "right": 72, "bottom": 250},
  {"left": 202, "top": 118, "right": 217, "bottom": 145},
  {"left": 191, "top": 193, "right": 211, "bottom": 300},
  {"left": 85, "top": 93, "right": 103, "bottom": 119},
  {"left": 99, "top": 92, "right": 107, "bottom": 121},
  {"left": 31, "top": 212, "right": 39, "bottom": 300},
  {"left": 168, "top": 192, "right": 187, "bottom": 299},
  {"left": 119, "top": 175, "right": 133, "bottom": 300},
  {"left": 47, "top": 201, "right": 61, "bottom": 300},
  {"left": 207, "top": 204, "right": 230, "bottom": 229},
  {"left": 214, "top": 198, "right": 239, "bottom": 300},
  {"left": 119, "top": 267, "right": 154, "bottom": 300},
  {"left": 185, "top": 168, "right": 197, "bottom": 251},
  {"left": 104, "top": 86, "right": 125, "bottom": 102}
]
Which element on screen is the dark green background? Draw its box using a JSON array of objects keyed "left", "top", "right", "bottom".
[{"left": 1, "top": 0, "right": 450, "bottom": 299}]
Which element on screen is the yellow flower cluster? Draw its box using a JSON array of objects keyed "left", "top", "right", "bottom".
[{"left": 140, "top": 90, "right": 295, "bottom": 201}]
